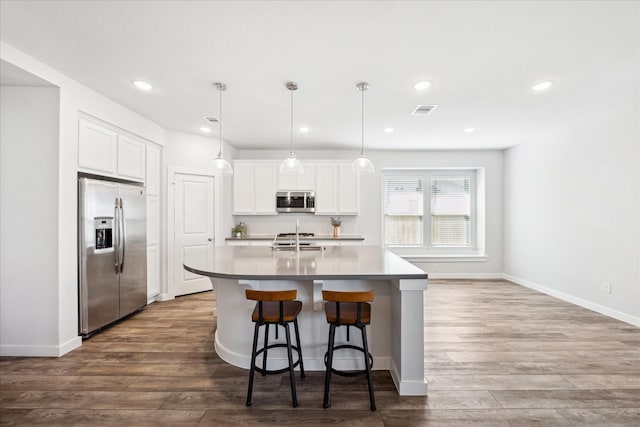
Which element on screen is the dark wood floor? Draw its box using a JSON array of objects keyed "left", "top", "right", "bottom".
[{"left": 1, "top": 279, "right": 639, "bottom": 426}]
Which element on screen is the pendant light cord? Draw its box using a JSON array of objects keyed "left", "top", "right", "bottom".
[
  {"left": 290, "top": 89, "right": 294, "bottom": 156},
  {"left": 361, "top": 85, "right": 365, "bottom": 156},
  {"left": 218, "top": 85, "right": 223, "bottom": 157}
]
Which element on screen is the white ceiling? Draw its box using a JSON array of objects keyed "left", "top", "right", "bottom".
[{"left": 0, "top": 1, "right": 637, "bottom": 151}]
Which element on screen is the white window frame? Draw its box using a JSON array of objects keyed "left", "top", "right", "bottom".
[{"left": 382, "top": 168, "right": 486, "bottom": 259}]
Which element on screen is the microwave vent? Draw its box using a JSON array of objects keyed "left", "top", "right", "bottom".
[{"left": 411, "top": 104, "right": 438, "bottom": 116}]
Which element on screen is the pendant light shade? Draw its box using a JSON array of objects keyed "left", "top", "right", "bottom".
[
  {"left": 280, "top": 81, "right": 304, "bottom": 175},
  {"left": 210, "top": 82, "right": 233, "bottom": 175},
  {"left": 351, "top": 82, "right": 375, "bottom": 174}
]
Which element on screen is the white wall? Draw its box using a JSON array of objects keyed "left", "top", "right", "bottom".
[
  {"left": 235, "top": 149, "right": 504, "bottom": 277},
  {"left": 0, "top": 42, "right": 165, "bottom": 356},
  {"left": 0, "top": 87, "right": 60, "bottom": 355},
  {"left": 503, "top": 108, "right": 640, "bottom": 325}
]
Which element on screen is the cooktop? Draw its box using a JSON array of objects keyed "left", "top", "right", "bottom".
[{"left": 277, "top": 232, "right": 314, "bottom": 237}]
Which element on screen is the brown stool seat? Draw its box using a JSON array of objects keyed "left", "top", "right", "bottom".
[
  {"left": 322, "top": 290, "right": 376, "bottom": 411},
  {"left": 324, "top": 301, "right": 371, "bottom": 325},
  {"left": 245, "top": 289, "right": 305, "bottom": 408},
  {"left": 252, "top": 300, "right": 302, "bottom": 323}
]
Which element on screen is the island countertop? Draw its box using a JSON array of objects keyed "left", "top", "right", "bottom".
[{"left": 183, "top": 245, "right": 428, "bottom": 281}]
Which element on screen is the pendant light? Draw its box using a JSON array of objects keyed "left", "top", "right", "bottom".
[
  {"left": 351, "top": 82, "right": 375, "bottom": 174},
  {"left": 279, "top": 81, "right": 304, "bottom": 175},
  {"left": 210, "top": 82, "right": 233, "bottom": 175}
]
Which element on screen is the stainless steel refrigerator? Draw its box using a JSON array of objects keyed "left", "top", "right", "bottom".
[{"left": 78, "top": 176, "right": 147, "bottom": 336}]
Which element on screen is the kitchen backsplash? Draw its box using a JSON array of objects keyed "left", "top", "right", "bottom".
[{"left": 232, "top": 214, "right": 360, "bottom": 237}]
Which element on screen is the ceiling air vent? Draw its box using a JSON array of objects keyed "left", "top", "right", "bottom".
[
  {"left": 411, "top": 104, "right": 438, "bottom": 116},
  {"left": 203, "top": 116, "right": 220, "bottom": 124}
]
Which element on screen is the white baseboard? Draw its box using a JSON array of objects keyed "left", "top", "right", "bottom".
[
  {"left": 0, "top": 336, "right": 82, "bottom": 357},
  {"left": 503, "top": 274, "right": 640, "bottom": 327},
  {"left": 156, "top": 293, "right": 174, "bottom": 302},
  {"left": 428, "top": 273, "right": 503, "bottom": 280}
]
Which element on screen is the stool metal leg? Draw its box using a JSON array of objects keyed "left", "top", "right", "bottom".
[
  {"left": 293, "top": 318, "right": 305, "bottom": 377},
  {"left": 246, "top": 322, "right": 261, "bottom": 407},
  {"left": 262, "top": 323, "right": 269, "bottom": 376},
  {"left": 284, "top": 323, "right": 298, "bottom": 407},
  {"left": 361, "top": 325, "right": 376, "bottom": 411},
  {"left": 323, "top": 323, "right": 336, "bottom": 409}
]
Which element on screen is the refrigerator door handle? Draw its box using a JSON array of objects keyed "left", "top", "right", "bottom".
[
  {"left": 120, "top": 198, "right": 126, "bottom": 273},
  {"left": 114, "top": 198, "right": 120, "bottom": 273}
]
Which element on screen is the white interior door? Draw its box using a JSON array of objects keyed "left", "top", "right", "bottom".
[{"left": 174, "top": 173, "right": 214, "bottom": 296}]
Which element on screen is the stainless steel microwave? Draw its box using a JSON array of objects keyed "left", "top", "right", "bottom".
[{"left": 276, "top": 191, "right": 315, "bottom": 213}]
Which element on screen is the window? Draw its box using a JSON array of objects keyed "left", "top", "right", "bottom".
[
  {"left": 383, "top": 170, "right": 477, "bottom": 249},
  {"left": 431, "top": 176, "right": 470, "bottom": 246}
]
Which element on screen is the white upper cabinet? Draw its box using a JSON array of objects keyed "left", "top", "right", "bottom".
[
  {"left": 337, "top": 164, "right": 359, "bottom": 214},
  {"left": 314, "top": 162, "right": 360, "bottom": 215},
  {"left": 233, "top": 162, "right": 254, "bottom": 214},
  {"left": 314, "top": 164, "right": 338, "bottom": 214},
  {"left": 235, "top": 160, "right": 359, "bottom": 216},
  {"left": 78, "top": 119, "right": 117, "bottom": 175},
  {"left": 254, "top": 163, "right": 278, "bottom": 214},
  {"left": 78, "top": 118, "right": 146, "bottom": 183},
  {"left": 278, "top": 162, "right": 316, "bottom": 191},
  {"left": 117, "top": 135, "right": 146, "bottom": 181},
  {"left": 233, "top": 161, "right": 278, "bottom": 215}
]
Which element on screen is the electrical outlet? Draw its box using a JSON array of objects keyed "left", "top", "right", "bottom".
[{"left": 602, "top": 282, "right": 612, "bottom": 294}]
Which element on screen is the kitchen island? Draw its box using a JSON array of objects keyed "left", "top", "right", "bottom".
[{"left": 184, "top": 245, "right": 428, "bottom": 395}]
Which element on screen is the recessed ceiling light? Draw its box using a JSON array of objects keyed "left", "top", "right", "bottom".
[
  {"left": 413, "top": 80, "right": 431, "bottom": 90},
  {"left": 132, "top": 80, "right": 152, "bottom": 91},
  {"left": 200, "top": 127, "right": 211, "bottom": 133},
  {"left": 464, "top": 127, "right": 475, "bottom": 133},
  {"left": 532, "top": 81, "right": 553, "bottom": 91},
  {"left": 384, "top": 127, "right": 394, "bottom": 133},
  {"left": 299, "top": 127, "right": 309, "bottom": 133}
]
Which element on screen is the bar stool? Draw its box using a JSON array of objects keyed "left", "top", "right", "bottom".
[
  {"left": 322, "top": 290, "right": 376, "bottom": 411},
  {"left": 245, "top": 289, "right": 305, "bottom": 408}
]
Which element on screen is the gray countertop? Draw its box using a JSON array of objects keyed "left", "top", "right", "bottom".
[
  {"left": 183, "top": 245, "right": 427, "bottom": 280},
  {"left": 225, "top": 234, "right": 365, "bottom": 241}
]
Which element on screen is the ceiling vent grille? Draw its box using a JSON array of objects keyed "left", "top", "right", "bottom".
[
  {"left": 203, "top": 116, "right": 220, "bottom": 124},
  {"left": 411, "top": 104, "right": 438, "bottom": 116}
]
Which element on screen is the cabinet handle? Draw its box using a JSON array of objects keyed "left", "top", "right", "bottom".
[{"left": 208, "top": 238, "right": 213, "bottom": 242}]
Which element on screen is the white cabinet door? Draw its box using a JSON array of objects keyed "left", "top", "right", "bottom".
[
  {"left": 338, "top": 163, "right": 359, "bottom": 214},
  {"left": 147, "top": 245, "right": 160, "bottom": 299},
  {"left": 117, "top": 135, "right": 146, "bottom": 181},
  {"left": 315, "top": 164, "right": 338, "bottom": 214},
  {"left": 254, "top": 163, "right": 277, "bottom": 214},
  {"left": 278, "top": 170, "right": 296, "bottom": 191},
  {"left": 278, "top": 162, "right": 315, "bottom": 190},
  {"left": 298, "top": 162, "right": 316, "bottom": 191},
  {"left": 146, "top": 144, "right": 161, "bottom": 196},
  {"left": 78, "top": 119, "right": 117, "bottom": 175},
  {"left": 147, "top": 196, "right": 160, "bottom": 246},
  {"left": 233, "top": 162, "right": 254, "bottom": 214}
]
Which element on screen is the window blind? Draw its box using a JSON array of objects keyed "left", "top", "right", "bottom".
[
  {"left": 430, "top": 176, "right": 470, "bottom": 246},
  {"left": 383, "top": 176, "right": 423, "bottom": 245}
]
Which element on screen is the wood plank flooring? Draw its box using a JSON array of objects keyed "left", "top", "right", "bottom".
[{"left": 1, "top": 279, "right": 639, "bottom": 426}]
